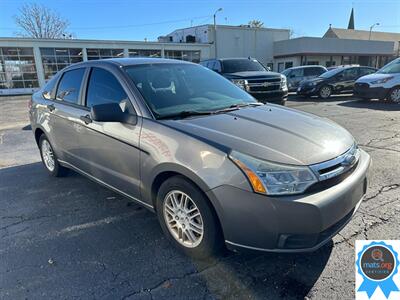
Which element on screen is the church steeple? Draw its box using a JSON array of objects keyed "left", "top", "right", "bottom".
[{"left": 348, "top": 7, "right": 355, "bottom": 29}]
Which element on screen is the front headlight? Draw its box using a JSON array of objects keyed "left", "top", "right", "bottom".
[
  {"left": 231, "top": 79, "right": 246, "bottom": 89},
  {"left": 230, "top": 151, "right": 317, "bottom": 195},
  {"left": 280, "top": 75, "right": 287, "bottom": 88},
  {"left": 371, "top": 76, "right": 394, "bottom": 84}
]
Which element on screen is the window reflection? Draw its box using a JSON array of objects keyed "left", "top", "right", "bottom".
[
  {"left": 0, "top": 47, "right": 38, "bottom": 89},
  {"left": 86, "top": 48, "right": 124, "bottom": 60},
  {"left": 40, "top": 48, "right": 83, "bottom": 80}
]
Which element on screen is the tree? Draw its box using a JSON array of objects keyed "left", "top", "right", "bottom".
[
  {"left": 14, "top": 3, "right": 70, "bottom": 39},
  {"left": 248, "top": 20, "right": 264, "bottom": 28}
]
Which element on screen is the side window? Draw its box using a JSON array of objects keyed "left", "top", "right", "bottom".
[
  {"left": 291, "top": 68, "right": 303, "bottom": 77},
  {"left": 86, "top": 67, "right": 133, "bottom": 112},
  {"left": 42, "top": 75, "right": 59, "bottom": 100},
  {"left": 304, "top": 68, "right": 318, "bottom": 76},
  {"left": 342, "top": 68, "right": 358, "bottom": 80},
  {"left": 214, "top": 60, "right": 222, "bottom": 72},
  {"left": 56, "top": 68, "right": 85, "bottom": 104}
]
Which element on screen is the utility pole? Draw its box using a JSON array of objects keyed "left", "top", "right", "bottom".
[{"left": 213, "top": 8, "right": 222, "bottom": 58}]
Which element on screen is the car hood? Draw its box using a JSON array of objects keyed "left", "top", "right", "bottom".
[
  {"left": 356, "top": 73, "right": 391, "bottom": 83},
  {"left": 224, "top": 71, "right": 281, "bottom": 79},
  {"left": 164, "top": 105, "right": 355, "bottom": 165}
]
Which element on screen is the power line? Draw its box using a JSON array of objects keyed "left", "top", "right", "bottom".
[{"left": 0, "top": 15, "right": 213, "bottom": 32}]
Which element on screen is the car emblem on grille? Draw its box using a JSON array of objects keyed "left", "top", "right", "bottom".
[{"left": 342, "top": 153, "right": 357, "bottom": 166}]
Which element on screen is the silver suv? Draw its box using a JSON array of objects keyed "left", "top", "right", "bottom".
[
  {"left": 30, "top": 58, "right": 370, "bottom": 258},
  {"left": 282, "top": 65, "right": 327, "bottom": 92}
]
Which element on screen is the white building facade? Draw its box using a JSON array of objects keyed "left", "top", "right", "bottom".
[{"left": 162, "top": 25, "right": 290, "bottom": 70}]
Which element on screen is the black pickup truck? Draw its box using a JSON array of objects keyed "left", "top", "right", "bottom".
[{"left": 200, "top": 57, "right": 288, "bottom": 105}]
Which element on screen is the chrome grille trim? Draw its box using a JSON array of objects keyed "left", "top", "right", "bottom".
[{"left": 309, "top": 144, "right": 360, "bottom": 181}]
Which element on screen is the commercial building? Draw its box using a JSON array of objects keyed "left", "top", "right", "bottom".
[
  {"left": 160, "top": 24, "right": 290, "bottom": 70},
  {"left": 0, "top": 37, "right": 211, "bottom": 95},
  {"left": 273, "top": 27, "right": 400, "bottom": 72}
]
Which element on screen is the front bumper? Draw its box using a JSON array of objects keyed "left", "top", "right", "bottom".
[
  {"left": 354, "top": 84, "right": 389, "bottom": 99},
  {"left": 206, "top": 149, "right": 371, "bottom": 253},
  {"left": 297, "top": 85, "right": 319, "bottom": 96},
  {"left": 250, "top": 89, "right": 288, "bottom": 104}
]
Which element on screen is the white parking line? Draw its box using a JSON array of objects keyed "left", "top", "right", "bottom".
[{"left": 56, "top": 211, "right": 142, "bottom": 236}]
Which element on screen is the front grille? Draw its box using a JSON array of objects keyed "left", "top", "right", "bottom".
[
  {"left": 246, "top": 78, "right": 281, "bottom": 93},
  {"left": 355, "top": 83, "right": 369, "bottom": 91},
  {"left": 307, "top": 144, "right": 360, "bottom": 193}
]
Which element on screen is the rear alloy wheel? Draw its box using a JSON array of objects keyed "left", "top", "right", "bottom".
[
  {"left": 388, "top": 87, "right": 400, "bottom": 103},
  {"left": 156, "top": 176, "right": 223, "bottom": 259},
  {"left": 39, "top": 135, "right": 69, "bottom": 177},
  {"left": 319, "top": 85, "right": 332, "bottom": 99}
]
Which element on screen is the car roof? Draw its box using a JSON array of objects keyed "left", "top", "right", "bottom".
[
  {"left": 68, "top": 57, "right": 193, "bottom": 68},
  {"left": 288, "top": 65, "right": 326, "bottom": 70}
]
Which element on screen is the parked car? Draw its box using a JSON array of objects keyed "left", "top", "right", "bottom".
[
  {"left": 200, "top": 57, "right": 288, "bottom": 105},
  {"left": 282, "top": 65, "right": 327, "bottom": 92},
  {"left": 297, "top": 66, "right": 377, "bottom": 99},
  {"left": 354, "top": 58, "right": 400, "bottom": 103},
  {"left": 30, "top": 58, "right": 370, "bottom": 258}
]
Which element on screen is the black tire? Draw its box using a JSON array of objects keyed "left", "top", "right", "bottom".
[
  {"left": 319, "top": 85, "right": 332, "bottom": 99},
  {"left": 387, "top": 86, "right": 400, "bottom": 104},
  {"left": 38, "top": 134, "right": 69, "bottom": 177},
  {"left": 156, "top": 176, "right": 224, "bottom": 259}
]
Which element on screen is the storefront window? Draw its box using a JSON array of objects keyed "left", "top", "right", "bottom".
[
  {"left": 0, "top": 47, "right": 39, "bottom": 89},
  {"left": 86, "top": 48, "right": 124, "bottom": 60},
  {"left": 128, "top": 49, "right": 161, "bottom": 58},
  {"left": 40, "top": 48, "right": 83, "bottom": 80},
  {"left": 164, "top": 50, "right": 201, "bottom": 63}
]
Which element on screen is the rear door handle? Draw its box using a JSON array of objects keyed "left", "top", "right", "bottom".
[
  {"left": 47, "top": 104, "right": 55, "bottom": 112},
  {"left": 80, "top": 115, "right": 92, "bottom": 124}
]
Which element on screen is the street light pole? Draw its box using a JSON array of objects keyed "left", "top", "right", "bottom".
[
  {"left": 369, "top": 22, "right": 380, "bottom": 40},
  {"left": 213, "top": 8, "right": 223, "bottom": 58}
]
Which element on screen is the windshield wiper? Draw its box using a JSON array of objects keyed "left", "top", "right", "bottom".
[
  {"left": 157, "top": 110, "right": 214, "bottom": 120},
  {"left": 215, "top": 102, "right": 263, "bottom": 113}
]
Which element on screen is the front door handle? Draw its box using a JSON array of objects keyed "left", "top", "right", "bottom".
[
  {"left": 80, "top": 115, "right": 92, "bottom": 124},
  {"left": 47, "top": 104, "right": 55, "bottom": 112}
]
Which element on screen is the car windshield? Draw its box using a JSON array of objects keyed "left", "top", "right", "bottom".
[
  {"left": 222, "top": 59, "right": 266, "bottom": 73},
  {"left": 125, "top": 63, "right": 256, "bottom": 119},
  {"left": 281, "top": 69, "right": 291, "bottom": 76},
  {"left": 318, "top": 68, "right": 343, "bottom": 78},
  {"left": 377, "top": 59, "right": 400, "bottom": 74}
]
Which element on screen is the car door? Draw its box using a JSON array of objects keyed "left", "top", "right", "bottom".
[
  {"left": 340, "top": 68, "right": 359, "bottom": 92},
  {"left": 74, "top": 66, "right": 142, "bottom": 200},
  {"left": 290, "top": 68, "right": 304, "bottom": 88},
  {"left": 49, "top": 67, "right": 87, "bottom": 166}
]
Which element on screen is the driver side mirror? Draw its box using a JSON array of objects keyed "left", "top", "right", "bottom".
[{"left": 90, "top": 103, "right": 137, "bottom": 125}]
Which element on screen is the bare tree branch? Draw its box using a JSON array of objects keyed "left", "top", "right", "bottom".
[
  {"left": 14, "top": 3, "right": 70, "bottom": 39},
  {"left": 248, "top": 20, "right": 264, "bottom": 28}
]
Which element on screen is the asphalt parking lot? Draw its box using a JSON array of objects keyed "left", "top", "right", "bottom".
[{"left": 1, "top": 95, "right": 399, "bottom": 299}]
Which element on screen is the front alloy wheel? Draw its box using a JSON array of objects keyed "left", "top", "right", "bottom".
[
  {"left": 163, "top": 190, "right": 204, "bottom": 248},
  {"left": 319, "top": 86, "right": 332, "bottom": 99},
  {"left": 156, "top": 176, "right": 223, "bottom": 259}
]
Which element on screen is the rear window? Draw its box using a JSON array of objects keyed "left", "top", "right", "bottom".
[{"left": 56, "top": 68, "right": 85, "bottom": 104}]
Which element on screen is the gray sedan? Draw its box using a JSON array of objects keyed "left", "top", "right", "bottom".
[{"left": 29, "top": 58, "right": 370, "bottom": 258}]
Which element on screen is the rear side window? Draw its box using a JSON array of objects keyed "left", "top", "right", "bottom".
[
  {"left": 86, "top": 67, "right": 130, "bottom": 110},
  {"left": 56, "top": 68, "right": 85, "bottom": 104},
  {"left": 304, "top": 67, "right": 323, "bottom": 76}
]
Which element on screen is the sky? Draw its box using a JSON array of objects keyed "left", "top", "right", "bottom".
[{"left": 1, "top": 0, "right": 399, "bottom": 41}]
